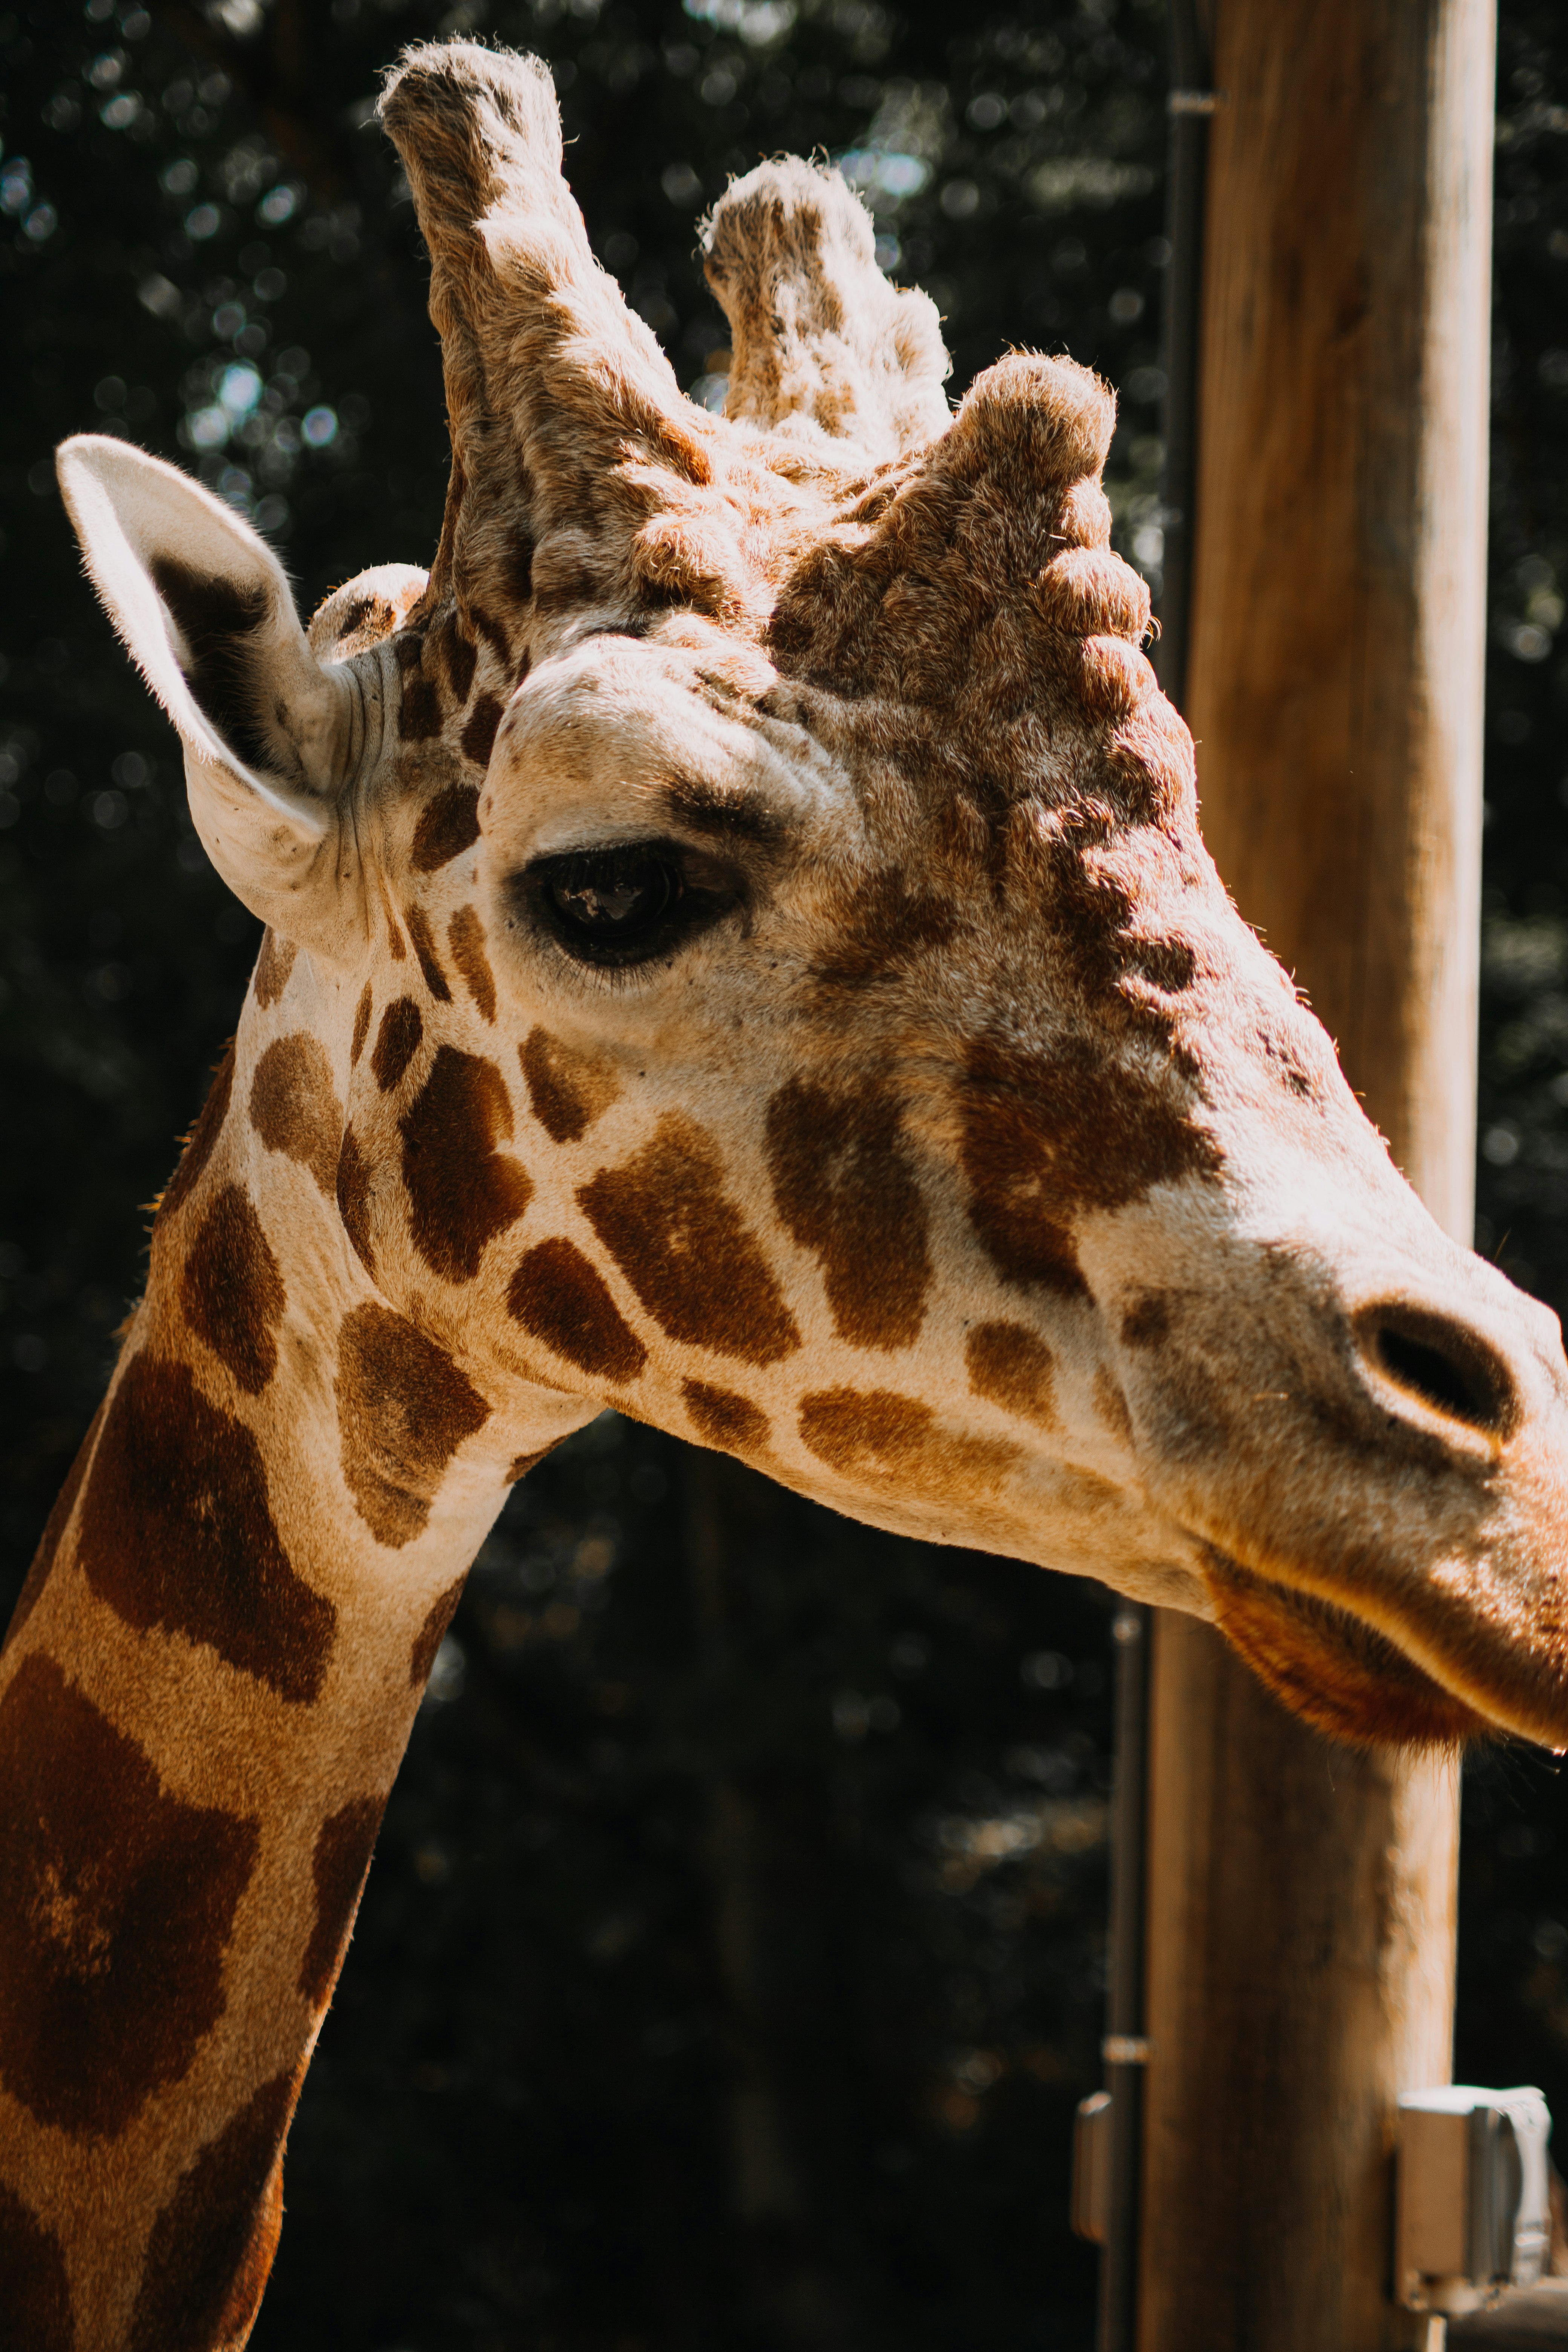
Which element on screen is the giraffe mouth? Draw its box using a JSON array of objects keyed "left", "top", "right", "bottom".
[{"left": 1200, "top": 1549, "right": 1490, "bottom": 1749}]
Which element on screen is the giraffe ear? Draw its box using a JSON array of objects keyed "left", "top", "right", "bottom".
[{"left": 57, "top": 435, "right": 358, "bottom": 954}]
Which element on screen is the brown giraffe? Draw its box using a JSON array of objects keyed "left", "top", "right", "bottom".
[{"left": 3, "top": 37, "right": 1566, "bottom": 2347}]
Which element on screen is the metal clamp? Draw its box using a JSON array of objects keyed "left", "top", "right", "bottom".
[
  {"left": 1396, "top": 2086, "right": 1553, "bottom": 2314},
  {"left": 1102, "top": 2035, "right": 1154, "bottom": 2066}
]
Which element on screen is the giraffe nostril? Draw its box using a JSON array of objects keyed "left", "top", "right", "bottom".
[{"left": 1360, "top": 1306, "right": 1519, "bottom": 1442}]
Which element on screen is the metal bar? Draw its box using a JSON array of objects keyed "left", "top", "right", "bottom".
[{"left": 1097, "top": 1603, "right": 1152, "bottom": 2352}]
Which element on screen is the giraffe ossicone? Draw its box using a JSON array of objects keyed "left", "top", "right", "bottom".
[{"left": 5, "top": 35, "right": 1568, "bottom": 2347}]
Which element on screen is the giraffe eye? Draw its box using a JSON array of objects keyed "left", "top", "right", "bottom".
[
  {"left": 549, "top": 848, "right": 679, "bottom": 937},
  {"left": 527, "top": 841, "right": 738, "bottom": 968}
]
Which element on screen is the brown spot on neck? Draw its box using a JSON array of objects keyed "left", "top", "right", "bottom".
[
  {"left": 448, "top": 904, "right": 497, "bottom": 1021},
  {"left": 507, "top": 1237, "right": 648, "bottom": 1383},
  {"left": 965, "top": 1321, "right": 1057, "bottom": 1426},
  {"left": 1128, "top": 939, "right": 1197, "bottom": 997},
  {"left": 335, "top": 1303, "right": 491, "bottom": 1547},
  {"left": 371, "top": 996, "right": 424, "bottom": 1093},
  {"left": 519, "top": 1027, "right": 622, "bottom": 1144},
  {"left": 683, "top": 1379, "right": 771, "bottom": 1456},
  {"left": 351, "top": 982, "right": 373, "bottom": 1066},
  {"left": 0, "top": 1652, "right": 259, "bottom": 2137},
  {"left": 332, "top": 1126, "right": 374, "bottom": 1280},
  {"left": 298, "top": 1795, "right": 384, "bottom": 2006},
  {"left": 252, "top": 928, "right": 297, "bottom": 1008},
  {"left": 399, "top": 1047, "right": 533, "bottom": 1283},
  {"left": 0, "top": 2185, "right": 72, "bottom": 2352},
  {"left": 765, "top": 1077, "right": 931, "bottom": 1349},
  {"left": 409, "top": 1576, "right": 467, "bottom": 1687},
  {"left": 78, "top": 1352, "right": 337, "bottom": 1701},
  {"left": 250, "top": 1033, "right": 343, "bottom": 1196},
  {"left": 577, "top": 1115, "right": 800, "bottom": 1367},
  {"left": 797, "top": 1385, "right": 1020, "bottom": 1505},
  {"left": 180, "top": 1182, "right": 286, "bottom": 1395},
  {"left": 128, "top": 2067, "right": 297, "bottom": 2351}
]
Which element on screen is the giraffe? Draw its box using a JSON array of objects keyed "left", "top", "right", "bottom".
[{"left": 3, "top": 35, "right": 1567, "bottom": 2347}]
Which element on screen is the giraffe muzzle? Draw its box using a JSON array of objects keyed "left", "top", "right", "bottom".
[{"left": 1115, "top": 1227, "right": 1568, "bottom": 1750}]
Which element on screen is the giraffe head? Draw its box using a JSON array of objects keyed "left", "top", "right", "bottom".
[{"left": 58, "top": 41, "right": 1568, "bottom": 1752}]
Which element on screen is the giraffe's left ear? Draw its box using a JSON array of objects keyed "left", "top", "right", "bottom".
[{"left": 57, "top": 434, "right": 360, "bottom": 956}]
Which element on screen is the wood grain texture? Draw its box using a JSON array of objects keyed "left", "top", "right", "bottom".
[
  {"left": 1182, "top": 0, "right": 1493, "bottom": 1238},
  {"left": 1137, "top": 0, "right": 1493, "bottom": 2343},
  {"left": 1141, "top": 1618, "right": 1459, "bottom": 2350}
]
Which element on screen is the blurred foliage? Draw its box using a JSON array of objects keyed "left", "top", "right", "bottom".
[{"left": 0, "top": 0, "right": 1566, "bottom": 2344}]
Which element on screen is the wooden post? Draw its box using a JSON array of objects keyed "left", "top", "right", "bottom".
[{"left": 1138, "top": 4, "right": 1495, "bottom": 2348}]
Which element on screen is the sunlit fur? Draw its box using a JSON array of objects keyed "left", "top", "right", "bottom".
[{"left": 10, "top": 39, "right": 1568, "bottom": 2345}]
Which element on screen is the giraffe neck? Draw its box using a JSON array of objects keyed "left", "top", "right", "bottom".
[{"left": 0, "top": 973, "right": 592, "bottom": 2352}]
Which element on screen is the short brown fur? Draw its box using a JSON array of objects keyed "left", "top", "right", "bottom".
[
  {"left": 335, "top": 1303, "right": 491, "bottom": 1547},
  {"left": 78, "top": 1355, "right": 337, "bottom": 1702},
  {"left": 577, "top": 1115, "right": 801, "bottom": 1366},
  {"left": 180, "top": 1183, "right": 286, "bottom": 1396},
  {"left": 249, "top": 1034, "right": 343, "bottom": 1197},
  {"left": 398, "top": 1046, "right": 533, "bottom": 1281}
]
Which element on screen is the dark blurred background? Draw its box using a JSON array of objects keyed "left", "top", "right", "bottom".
[{"left": 0, "top": 2, "right": 1565, "bottom": 2346}]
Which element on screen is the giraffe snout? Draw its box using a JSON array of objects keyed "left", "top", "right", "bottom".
[{"left": 1109, "top": 1224, "right": 1568, "bottom": 1747}]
